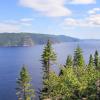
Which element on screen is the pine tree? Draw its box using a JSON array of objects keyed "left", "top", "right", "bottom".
[
  {"left": 94, "top": 50, "right": 99, "bottom": 69},
  {"left": 88, "top": 54, "right": 94, "bottom": 67},
  {"left": 65, "top": 55, "right": 73, "bottom": 67},
  {"left": 73, "top": 46, "right": 85, "bottom": 67},
  {"left": 16, "top": 65, "right": 35, "bottom": 100},
  {"left": 41, "top": 40, "right": 56, "bottom": 99}
]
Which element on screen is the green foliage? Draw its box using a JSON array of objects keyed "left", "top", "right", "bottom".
[
  {"left": 94, "top": 50, "right": 99, "bottom": 69},
  {"left": 73, "top": 46, "right": 85, "bottom": 67},
  {"left": 65, "top": 55, "right": 73, "bottom": 67},
  {"left": 42, "top": 40, "right": 56, "bottom": 64},
  {"left": 0, "top": 33, "right": 34, "bottom": 46},
  {"left": 42, "top": 46, "right": 100, "bottom": 100},
  {"left": 0, "top": 33, "right": 79, "bottom": 46},
  {"left": 88, "top": 54, "right": 94, "bottom": 67},
  {"left": 41, "top": 40, "right": 57, "bottom": 99},
  {"left": 45, "top": 66, "right": 100, "bottom": 100},
  {"left": 41, "top": 40, "right": 56, "bottom": 79},
  {"left": 16, "top": 65, "right": 35, "bottom": 100}
]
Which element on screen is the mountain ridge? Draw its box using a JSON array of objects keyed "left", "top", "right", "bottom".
[{"left": 0, "top": 33, "right": 79, "bottom": 47}]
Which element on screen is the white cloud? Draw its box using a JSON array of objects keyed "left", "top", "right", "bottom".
[
  {"left": 63, "top": 6, "right": 100, "bottom": 27},
  {"left": 70, "top": 0, "right": 96, "bottom": 4},
  {"left": 87, "top": 14, "right": 100, "bottom": 25},
  {"left": 19, "top": 0, "right": 72, "bottom": 17},
  {"left": 20, "top": 18, "right": 33, "bottom": 22},
  {"left": 63, "top": 14, "right": 100, "bottom": 27},
  {"left": 88, "top": 8, "right": 100, "bottom": 14},
  {"left": 20, "top": 18, "right": 33, "bottom": 26},
  {"left": 19, "top": 0, "right": 97, "bottom": 17},
  {"left": 0, "top": 23, "right": 20, "bottom": 33},
  {"left": 3, "top": 18, "right": 33, "bottom": 25},
  {"left": 64, "top": 18, "right": 78, "bottom": 26},
  {"left": 63, "top": 18, "right": 87, "bottom": 27},
  {"left": 0, "top": 18, "right": 34, "bottom": 33}
]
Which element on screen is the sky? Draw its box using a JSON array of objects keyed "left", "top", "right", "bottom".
[{"left": 0, "top": 0, "right": 100, "bottom": 39}]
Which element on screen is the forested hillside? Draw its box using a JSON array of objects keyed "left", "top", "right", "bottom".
[{"left": 0, "top": 33, "right": 79, "bottom": 46}]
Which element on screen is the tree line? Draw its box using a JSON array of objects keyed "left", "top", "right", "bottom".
[{"left": 16, "top": 40, "right": 100, "bottom": 100}]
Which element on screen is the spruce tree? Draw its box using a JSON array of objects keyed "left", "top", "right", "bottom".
[
  {"left": 94, "top": 50, "right": 99, "bottom": 69},
  {"left": 65, "top": 55, "right": 73, "bottom": 67},
  {"left": 59, "top": 55, "right": 73, "bottom": 76},
  {"left": 41, "top": 40, "right": 56, "bottom": 99},
  {"left": 41, "top": 40, "right": 56, "bottom": 79},
  {"left": 73, "top": 46, "right": 85, "bottom": 67},
  {"left": 16, "top": 65, "right": 35, "bottom": 100},
  {"left": 88, "top": 54, "right": 94, "bottom": 67}
]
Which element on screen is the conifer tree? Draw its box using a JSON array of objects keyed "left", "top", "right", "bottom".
[
  {"left": 16, "top": 65, "right": 35, "bottom": 100},
  {"left": 41, "top": 40, "right": 56, "bottom": 99},
  {"left": 73, "top": 46, "right": 85, "bottom": 67},
  {"left": 94, "top": 50, "right": 99, "bottom": 69},
  {"left": 41, "top": 40, "right": 56, "bottom": 78},
  {"left": 88, "top": 54, "right": 94, "bottom": 67},
  {"left": 59, "top": 55, "right": 73, "bottom": 76},
  {"left": 65, "top": 55, "right": 73, "bottom": 67}
]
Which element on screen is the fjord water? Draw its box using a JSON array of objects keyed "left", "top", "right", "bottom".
[{"left": 0, "top": 41, "right": 100, "bottom": 100}]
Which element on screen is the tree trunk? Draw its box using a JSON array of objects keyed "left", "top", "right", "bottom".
[{"left": 23, "top": 86, "right": 26, "bottom": 100}]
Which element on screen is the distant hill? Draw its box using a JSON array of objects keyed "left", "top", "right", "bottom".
[
  {"left": 0, "top": 33, "right": 79, "bottom": 47},
  {"left": 81, "top": 39, "right": 100, "bottom": 42}
]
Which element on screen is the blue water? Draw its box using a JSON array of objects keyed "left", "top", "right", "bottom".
[{"left": 0, "top": 42, "right": 100, "bottom": 100}]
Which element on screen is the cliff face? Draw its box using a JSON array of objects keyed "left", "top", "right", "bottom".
[{"left": 18, "top": 36, "right": 34, "bottom": 46}]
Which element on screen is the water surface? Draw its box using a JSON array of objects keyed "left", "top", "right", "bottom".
[{"left": 0, "top": 42, "right": 100, "bottom": 100}]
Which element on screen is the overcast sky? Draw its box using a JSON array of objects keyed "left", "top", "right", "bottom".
[{"left": 0, "top": 0, "right": 100, "bottom": 39}]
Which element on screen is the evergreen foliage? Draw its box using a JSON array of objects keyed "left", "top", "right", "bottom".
[
  {"left": 45, "top": 64, "right": 100, "bottom": 100},
  {"left": 15, "top": 43, "right": 100, "bottom": 100},
  {"left": 42, "top": 45, "right": 100, "bottom": 100},
  {"left": 88, "top": 54, "right": 94, "bottom": 67},
  {"left": 65, "top": 55, "right": 73, "bottom": 67},
  {"left": 73, "top": 46, "right": 85, "bottom": 67},
  {"left": 0, "top": 33, "right": 79, "bottom": 46},
  {"left": 16, "top": 65, "right": 35, "bottom": 100},
  {"left": 94, "top": 50, "right": 100, "bottom": 70},
  {"left": 41, "top": 40, "right": 57, "bottom": 99}
]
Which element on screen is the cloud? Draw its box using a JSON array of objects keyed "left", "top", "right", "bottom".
[
  {"left": 19, "top": 0, "right": 97, "bottom": 17},
  {"left": 70, "top": 0, "right": 96, "bottom": 4},
  {"left": 0, "top": 23, "right": 20, "bottom": 33},
  {"left": 63, "top": 6, "right": 100, "bottom": 27},
  {"left": 87, "top": 14, "right": 100, "bottom": 25},
  {"left": 20, "top": 18, "right": 33, "bottom": 26},
  {"left": 63, "top": 14, "right": 100, "bottom": 27},
  {"left": 0, "top": 18, "right": 34, "bottom": 33},
  {"left": 88, "top": 8, "right": 100, "bottom": 14},
  {"left": 20, "top": 18, "right": 33, "bottom": 22},
  {"left": 5, "top": 18, "right": 33, "bottom": 26},
  {"left": 63, "top": 18, "right": 87, "bottom": 27},
  {"left": 63, "top": 18, "right": 78, "bottom": 26},
  {"left": 19, "top": 0, "right": 72, "bottom": 17}
]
